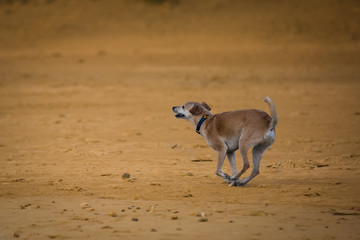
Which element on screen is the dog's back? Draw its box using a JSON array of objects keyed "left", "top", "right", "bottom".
[{"left": 205, "top": 109, "right": 271, "bottom": 143}]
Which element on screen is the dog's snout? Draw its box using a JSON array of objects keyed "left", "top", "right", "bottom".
[{"left": 172, "top": 106, "right": 177, "bottom": 112}]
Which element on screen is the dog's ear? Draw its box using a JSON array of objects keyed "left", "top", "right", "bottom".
[
  {"left": 201, "top": 102, "right": 211, "bottom": 111},
  {"left": 189, "top": 104, "right": 202, "bottom": 115}
]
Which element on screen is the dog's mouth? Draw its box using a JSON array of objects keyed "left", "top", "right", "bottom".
[{"left": 175, "top": 113, "right": 185, "bottom": 118}]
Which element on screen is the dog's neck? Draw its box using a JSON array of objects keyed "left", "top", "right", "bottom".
[{"left": 191, "top": 114, "right": 210, "bottom": 134}]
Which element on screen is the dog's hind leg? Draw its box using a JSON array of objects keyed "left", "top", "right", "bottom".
[
  {"left": 227, "top": 151, "right": 238, "bottom": 179},
  {"left": 237, "top": 142, "right": 270, "bottom": 186},
  {"left": 230, "top": 135, "right": 251, "bottom": 181},
  {"left": 230, "top": 145, "right": 250, "bottom": 181}
]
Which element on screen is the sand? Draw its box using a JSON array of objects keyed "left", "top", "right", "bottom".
[{"left": 0, "top": 0, "right": 360, "bottom": 239}]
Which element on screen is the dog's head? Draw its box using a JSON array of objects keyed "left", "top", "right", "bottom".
[{"left": 172, "top": 102, "right": 211, "bottom": 120}]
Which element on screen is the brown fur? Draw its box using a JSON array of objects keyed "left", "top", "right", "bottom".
[{"left": 172, "top": 97, "right": 278, "bottom": 186}]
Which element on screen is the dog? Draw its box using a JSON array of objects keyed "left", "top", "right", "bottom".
[{"left": 172, "top": 97, "right": 278, "bottom": 186}]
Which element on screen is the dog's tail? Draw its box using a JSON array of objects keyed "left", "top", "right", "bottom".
[{"left": 264, "top": 97, "right": 278, "bottom": 130}]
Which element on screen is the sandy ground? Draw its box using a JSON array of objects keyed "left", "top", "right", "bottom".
[{"left": 0, "top": 0, "right": 360, "bottom": 239}]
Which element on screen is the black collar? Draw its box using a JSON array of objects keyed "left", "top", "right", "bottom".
[{"left": 196, "top": 115, "right": 209, "bottom": 134}]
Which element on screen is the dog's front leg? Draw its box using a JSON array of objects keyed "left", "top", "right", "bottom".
[{"left": 215, "top": 149, "right": 231, "bottom": 182}]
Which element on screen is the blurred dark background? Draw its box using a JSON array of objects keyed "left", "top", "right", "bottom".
[{"left": 1, "top": 0, "right": 359, "bottom": 49}]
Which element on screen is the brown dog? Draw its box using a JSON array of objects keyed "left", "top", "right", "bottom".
[{"left": 172, "top": 97, "right": 278, "bottom": 186}]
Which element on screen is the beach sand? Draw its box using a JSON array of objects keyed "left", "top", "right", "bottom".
[{"left": 0, "top": 0, "right": 359, "bottom": 239}]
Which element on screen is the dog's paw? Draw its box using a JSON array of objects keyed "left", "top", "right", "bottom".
[
  {"left": 228, "top": 181, "right": 237, "bottom": 187},
  {"left": 223, "top": 173, "right": 231, "bottom": 180},
  {"left": 230, "top": 176, "right": 238, "bottom": 181},
  {"left": 229, "top": 180, "right": 247, "bottom": 187}
]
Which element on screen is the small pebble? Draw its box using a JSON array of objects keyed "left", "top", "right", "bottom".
[
  {"left": 101, "top": 225, "right": 113, "bottom": 229},
  {"left": 151, "top": 228, "right": 157, "bottom": 232},
  {"left": 20, "top": 203, "right": 31, "bottom": 209},
  {"left": 108, "top": 212, "right": 117, "bottom": 217},
  {"left": 132, "top": 217, "right": 138, "bottom": 221},
  {"left": 122, "top": 173, "right": 130, "bottom": 179},
  {"left": 198, "top": 217, "right": 208, "bottom": 222},
  {"left": 171, "top": 216, "right": 178, "bottom": 220},
  {"left": 80, "top": 203, "right": 90, "bottom": 209}
]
